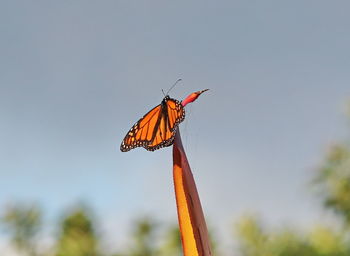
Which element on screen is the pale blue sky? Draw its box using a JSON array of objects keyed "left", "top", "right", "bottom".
[{"left": 1, "top": 0, "right": 350, "bottom": 252}]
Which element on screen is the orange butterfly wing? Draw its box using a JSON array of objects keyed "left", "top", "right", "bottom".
[{"left": 120, "top": 96, "right": 185, "bottom": 152}]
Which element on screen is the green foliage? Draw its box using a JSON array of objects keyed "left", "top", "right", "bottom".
[
  {"left": 235, "top": 215, "right": 268, "bottom": 256},
  {"left": 126, "top": 217, "right": 158, "bottom": 256},
  {"left": 235, "top": 215, "right": 350, "bottom": 256},
  {"left": 308, "top": 226, "right": 349, "bottom": 256},
  {"left": 234, "top": 110, "right": 350, "bottom": 256},
  {"left": 314, "top": 144, "right": 350, "bottom": 226},
  {"left": 312, "top": 105, "right": 350, "bottom": 226},
  {"left": 157, "top": 225, "right": 182, "bottom": 256},
  {"left": 55, "top": 207, "right": 99, "bottom": 256},
  {"left": 1, "top": 204, "right": 41, "bottom": 256}
]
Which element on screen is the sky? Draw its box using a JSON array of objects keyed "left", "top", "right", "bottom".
[{"left": 1, "top": 0, "right": 350, "bottom": 253}]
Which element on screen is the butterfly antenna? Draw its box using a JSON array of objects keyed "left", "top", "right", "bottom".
[
  {"left": 166, "top": 78, "right": 182, "bottom": 95},
  {"left": 161, "top": 89, "right": 166, "bottom": 97}
]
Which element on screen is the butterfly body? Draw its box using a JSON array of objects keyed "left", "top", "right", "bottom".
[{"left": 120, "top": 96, "right": 185, "bottom": 152}]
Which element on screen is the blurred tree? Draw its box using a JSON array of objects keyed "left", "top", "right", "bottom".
[
  {"left": 313, "top": 104, "right": 350, "bottom": 226},
  {"left": 0, "top": 203, "right": 41, "bottom": 256},
  {"left": 235, "top": 106, "right": 350, "bottom": 256},
  {"left": 235, "top": 215, "right": 350, "bottom": 256},
  {"left": 157, "top": 225, "right": 182, "bottom": 256},
  {"left": 126, "top": 217, "right": 158, "bottom": 256},
  {"left": 308, "top": 225, "right": 349, "bottom": 256},
  {"left": 235, "top": 215, "right": 268, "bottom": 256},
  {"left": 55, "top": 207, "right": 99, "bottom": 256},
  {"left": 314, "top": 144, "right": 350, "bottom": 227}
]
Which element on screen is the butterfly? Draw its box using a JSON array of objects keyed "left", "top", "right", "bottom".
[{"left": 120, "top": 95, "right": 185, "bottom": 152}]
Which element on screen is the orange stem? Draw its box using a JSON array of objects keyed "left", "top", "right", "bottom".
[{"left": 173, "top": 129, "right": 212, "bottom": 256}]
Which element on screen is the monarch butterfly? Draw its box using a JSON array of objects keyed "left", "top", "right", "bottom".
[{"left": 120, "top": 95, "right": 185, "bottom": 152}]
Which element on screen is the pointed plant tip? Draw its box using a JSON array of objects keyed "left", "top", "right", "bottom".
[
  {"left": 199, "top": 88, "right": 209, "bottom": 94},
  {"left": 182, "top": 89, "right": 209, "bottom": 107}
]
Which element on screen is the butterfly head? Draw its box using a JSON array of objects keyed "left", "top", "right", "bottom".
[{"left": 162, "top": 95, "right": 171, "bottom": 102}]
